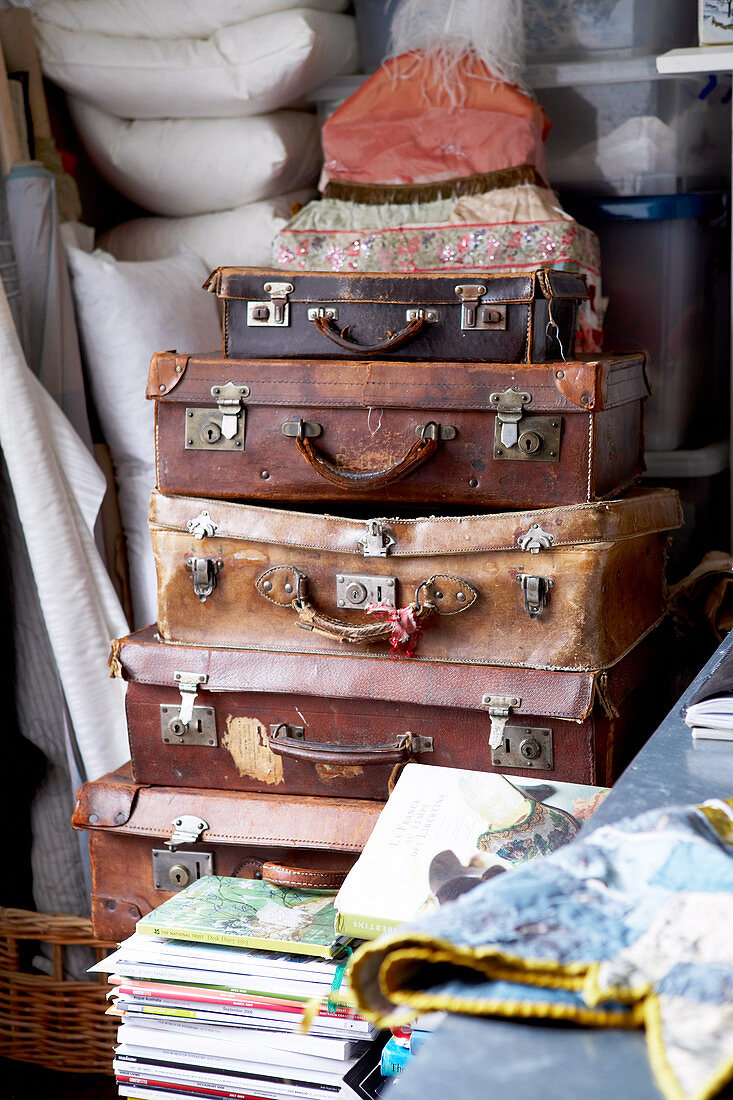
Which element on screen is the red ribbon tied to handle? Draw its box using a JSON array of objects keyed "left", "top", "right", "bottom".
[{"left": 365, "top": 602, "right": 423, "bottom": 658}]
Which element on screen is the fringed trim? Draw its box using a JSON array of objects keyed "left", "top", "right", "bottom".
[
  {"left": 107, "top": 638, "right": 123, "bottom": 679},
  {"left": 322, "top": 164, "right": 549, "bottom": 205}
]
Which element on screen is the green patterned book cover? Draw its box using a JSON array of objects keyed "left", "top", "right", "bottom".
[{"left": 136, "top": 876, "right": 343, "bottom": 958}]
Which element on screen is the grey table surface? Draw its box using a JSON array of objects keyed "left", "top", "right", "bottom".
[{"left": 388, "top": 629, "right": 733, "bottom": 1100}]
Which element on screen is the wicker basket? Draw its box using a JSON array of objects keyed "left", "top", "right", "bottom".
[{"left": 0, "top": 906, "right": 118, "bottom": 1074}]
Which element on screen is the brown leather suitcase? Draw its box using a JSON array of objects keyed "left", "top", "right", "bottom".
[
  {"left": 150, "top": 487, "right": 682, "bottom": 671},
  {"left": 147, "top": 350, "right": 649, "bottom": 508},
  {"left": 72, "top": 764, "right": 382, "bottom": 942},
  {"left": 203, "top": 267, "right": 589, "bottom": 362},
  {"left": 111, "top": 620, "right": 674, "bottom": 801}
]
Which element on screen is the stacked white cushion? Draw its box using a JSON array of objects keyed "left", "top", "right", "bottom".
[
  {"left": 68, "top": 98, "right": 321, "bottom": 217},
  {"left": 34, "top": 8, "right": 358, "bottom": 119},
  {"left": 64, "top": 245, "right": 222, "bottom": 629},
  {"left": 98, "top": 189, "right": 315, "bottom": 271},
  {"left": 30, "top": 0, "right": 349, "bottom": 38}
]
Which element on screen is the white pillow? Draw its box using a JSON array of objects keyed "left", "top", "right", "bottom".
[
  {"left": 68, "top": 97, "right": 322, "bottom": 217},
  {"left": 32, "top": 0, "right": 349, "bottom": 39},
  {"left": 98, "top": 190, "right": 316, "bottom": 270},
  {"left": 35, "top": 9, "right": 358, "bottom": 119},
  {"left": 64, "top": 245, "right": 222, "bottom": 630}
]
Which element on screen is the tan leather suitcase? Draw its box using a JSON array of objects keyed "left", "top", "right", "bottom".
[
  {"left": 150, "top": 487, "right": 682, "bottom": 671},
  {"left": 147, "top": 350, "right": 649, "bottom": 509},
  {"left": 72, "top": 764, "right": 381, "bottom": 942},
  {"left": 112, "top": 620, "right": 674, "bottom": 800},
  {"left": 203, "top": 267, "right": 589, "bottom": 363}
]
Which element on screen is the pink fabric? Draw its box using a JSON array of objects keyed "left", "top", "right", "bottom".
[{"left": 320, "top": 51, "right": 551, "bottom": 189}]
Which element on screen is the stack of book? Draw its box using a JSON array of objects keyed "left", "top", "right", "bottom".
[
  {"left": 90, "top": 765, "right": 611, "bottom": 1100},
  {"left": 92, "top": 877, "right": 382, "bottom": 1100}
]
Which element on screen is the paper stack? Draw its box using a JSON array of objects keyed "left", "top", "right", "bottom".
[{"left": 91, "top": 876, "right": 384, "bottom": 1100}]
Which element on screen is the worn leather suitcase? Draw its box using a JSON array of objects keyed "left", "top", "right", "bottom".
[
  {"left": 72, "top": 764, "right": 382, "bottom": 942},
  {"left": 147, "top": 350, "right": 649, "bottom": 508},
  {"left": 203, "top": 267, "right": 589, "bottom": 363},
  {"left": 150, "top": 487, "right": 682, "bottom": 671},
  {"left": 111, "top": 620, "right": 673, "bottom": 801}
]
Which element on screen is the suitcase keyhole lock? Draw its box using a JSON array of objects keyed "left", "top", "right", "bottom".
[
  {"left": 169, "top": 864, "right": 191, "bottom": 888},
  {"left": 519, "top": 737, "right": 542, "bottom": 761},
  {"left": 518, "top": 430, "right": 542, "bottom": 455},
  {"left": 201, "top": 421, "right": 222, "bottom": 445},
  {"left": 167, "top": 715, "right": 188, "bottom": 738},
  {"left": 344, "top": 581, "right": 368, "bottom": 605}
]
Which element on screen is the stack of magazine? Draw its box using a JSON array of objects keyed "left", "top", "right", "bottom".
[
  {"left": 91, "top": 767, "right": 611, "bottom": 1100},
  {"left": 91, "top": 877, "right": 385, "bottom": 1100}
]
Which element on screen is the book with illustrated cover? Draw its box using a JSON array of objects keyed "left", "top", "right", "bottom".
[
  {"left": 334, "top": 765, "right": 608, "bottom": 940},
  {"left": 136, "top": 876, "right": 346, "bottom": 958}
]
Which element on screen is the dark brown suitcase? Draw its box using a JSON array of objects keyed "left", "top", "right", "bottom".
[
  {"left": 72, "top": 765, "right": 382, "bottom": 942},
  {"left": 149, "top": 487, "right": 682, "bottom": 671},
  {"left": 111, "top": 619, "right": 673, "bottom": 800},
  {"left": 203, "top": 267, "right": 589, "bottom": 363},
  {"left": 147, "top": 350, "right": 650, "bottom": 508}
]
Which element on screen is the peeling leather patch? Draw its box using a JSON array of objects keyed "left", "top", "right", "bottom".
[
  {"left": 223, "top": 716, "right": 284, "bottom": 785},
  {"left": 315, "top": 763, "right": 365, "bottom": 782}
]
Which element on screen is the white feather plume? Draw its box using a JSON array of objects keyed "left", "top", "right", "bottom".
[{"left": 385, "top": 0, "right": 526, "bottom": 89}]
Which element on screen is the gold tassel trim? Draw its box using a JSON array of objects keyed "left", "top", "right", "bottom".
[{"left": 322, "top": 164, "right": 550, "bottom": 205}]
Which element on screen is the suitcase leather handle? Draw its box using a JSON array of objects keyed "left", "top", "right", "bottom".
[
  {"left": 268, "top": 726, "right": 427, "bottom": 766},
  {"left": 293, "top": 593, "right": 434, "bottom": 645},
  {"left": 256, "top": 566, "right": 477, "bottom": 648},
  {"left": 313, "top": 312, "right": 425, "bottom": 356},
  {"left": 289, "top": 420, "right": 443, "bottom": 491},
  {"left": 261, "top": 862, "right": 348, "bottom": 890}
]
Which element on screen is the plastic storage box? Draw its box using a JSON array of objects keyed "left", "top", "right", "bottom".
[
  {"left": 524, "top": 0, "right": 696, "bottom": 61},
  {"left": 642, "top": 441, "right": 730, "bottom": 583},
  {"left": 564, "top": 191, "right": 730, "bottom": 453},
  {"left": 352, "top": 1, "right": 697, "bottom": 69},
  {"left": 540, "top": 73, "right": 731, "bottom": 197}
]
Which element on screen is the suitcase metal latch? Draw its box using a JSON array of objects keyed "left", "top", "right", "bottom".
[
  {"left": 185, "top": 382, "right": 249, "bottom": 451},
  {"left": 161, "top": 670, "right": 216, "bottom": 746},
  {"left": 517, "top": 524, "right": 556, "bottom": 554},
  {"left": 489, "top": 388, "right": 531, "bottom": 449},
  {"left": 358, "top": 520, "right": 396, "bottom": 557},
  {"left": 481, "top": 694, "right": 521, "bottom": 751},
  {"left": 337, "top": 574, "right": 397, "bottom": 609},
  {"left": 187, "top": 510, "right": 218, "bottom": 539},
  {"left": 186, "top": 556, "right": 222, "bottom": 601},
  {"left": 247, "top": 281, "right": 293, "bottom": 327},
  {"left": 161, "top": 702, "right": 217, "bottom": 746},
  {"left": 490, "top": 389, "right": 561, "bottom": 460},
  {"left": 172, "top": 671, "right": 208, "bottom": 725},
  {"left": 166, "top": 814, "right": 209, "bottom": 852},
  {"left": 455, "top": 284, "right": 506, "bottom": 330},
  {"left": 516, "top": 574, "right": 555, "bottom": 619},
  {"left": 152, "top": 848, "right": 214, "bottom": 890},
  {"left": 490, "top": 726, "right": 554, "bottom": 770}
]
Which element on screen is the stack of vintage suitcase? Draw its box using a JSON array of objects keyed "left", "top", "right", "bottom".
[{"left": 73, "top": 268, "right": 684, "bottom": 943}]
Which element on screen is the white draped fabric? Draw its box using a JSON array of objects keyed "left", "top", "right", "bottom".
[{"left": 0, "top": 281, "right": 129, "bottom": 781}]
